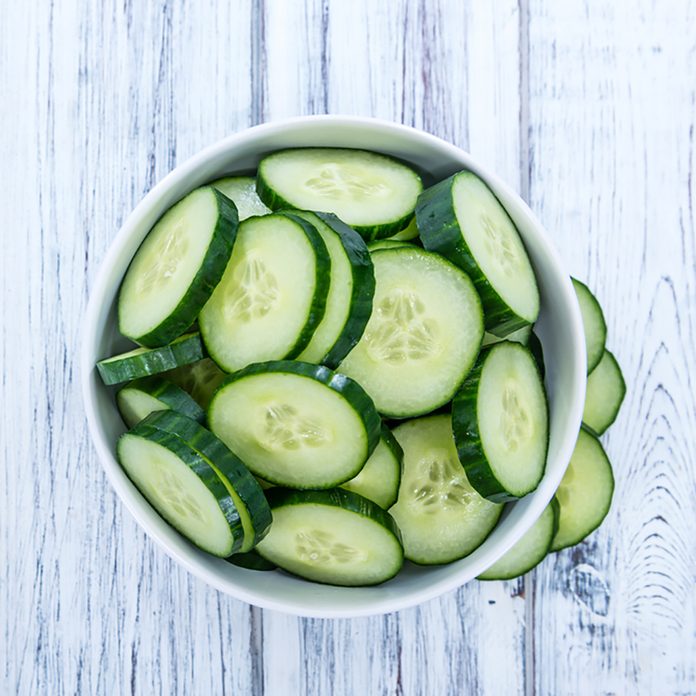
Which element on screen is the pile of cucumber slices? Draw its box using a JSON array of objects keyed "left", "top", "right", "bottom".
[{"left": 96, "top": 147, "right": 626, "bottom": 586}]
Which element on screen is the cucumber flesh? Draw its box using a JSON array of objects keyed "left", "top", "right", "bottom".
[
  {"left": 482, "top": 325, "right": 532, "bottom": 347},
  {"left": 256, "top": 488, "right": 404, "bottom": 586},
  {"left": 210, "top": 176, "right": 271, "bottom": 220},
  {"left": 551, "top": 428, "right": 614, "bottom": 551},
  {"left": 163, "top": 358, "right": 227, "bottom": 410},
  {"left": 388, "top": 216, "right": 419, "bottom": 241},
  {"left": 477, "top": 498, "right": 559, "bottom": 580},
  {"left": 389, "top": 414, "right": 502, "bottom": 565},
  {"left": 582, "top": 350, "right": 626, "bottom": 435},
  {"left": 572, "top": 278, "right": 607, "bottom": 373}
]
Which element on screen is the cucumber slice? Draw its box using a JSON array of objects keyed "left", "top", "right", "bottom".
[
  {"left": 162, "top": 357, "right": 227, "bottom": 410},
  {"left": 226, "top": 550, "right": 277, "bottom": 571},
  {"left": 199, "top": 213, "right": 330, "bottom": 372},
  {"left": 389, "top": 414, "right": 502, "bottom": 565},
  {"left": 118, "top": 187, "right": 238, "bottom": 347},
  {"left": 96, "top": 332, "right": 204, "bottom": 386},
  {"left": 341, "top": 425, "right": 403, "bottom": 509},
  {"left": 482, "top": 325, "right": 532, "bottom": 347},
  {"left": 210, "top": 176, "right": 271, "bottom": 220},
  {"left": 582, "top": 350, "right": 626, "bottom": 434},
  {"left": 255, "top": 488, "right": 404, "bottom": 586},
  {"left": 290, "top": 211, "right": 375, "bottom": 368},
  {"left": 140, "top": 410, "right": 272, "bottom": 551},
  {"left": 208, "top": 361, "right": 381, "bottom": 489},
  {"left": 477, "top": 498, "right": 559, "bottom": 580},
  {"left": 116, "top": 377, "right": 205, "bottom": 428},
  {"left": 551, "top": 428, "right": 614, "bottom": 551},
  {"left": 527, "top": 330, "right": 546, "bottom": 379},
  {"left": 572, "top": 278, "right": 607, "bottom": 373},
  {"left": 388, "top": 216, "right": 419, "bottom": 241},
  {"left": 257, "top": 148, "right": 423, "bottom": 240},
  {"left": 339, "top": 247, "right": 484, "bottom": 418},
  {"left": 367, "top": 239, "right": 414, "bottom": 252},
  {"left": 416, "top": 171, "right": 540, "bottom": 335},
  {"left": 118, "top": 423, "right": 246, "bottom": 556},
  {"left": 453, "top": 342, "right": 549, "bottom": 501}
]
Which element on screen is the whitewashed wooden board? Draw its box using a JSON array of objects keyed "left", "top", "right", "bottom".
[{"left": 1, "top": 1, "right": 694, "bottom": 694}]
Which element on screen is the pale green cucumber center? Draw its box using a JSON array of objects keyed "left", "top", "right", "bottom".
[
  {"left": 117, "top": 389, "right": 169, "bottom": 428},
  {"left": 583, "top": 351, "right": 623, "bottom": 432},
  {"left": 164, "top": 358, "right": 226, "bottom": 410},
  {"left": 341, "top": 437, "right": 400, "bottom": 509},
  {"left": 210, "top": 176, "right": 270, "bottom": 220}
]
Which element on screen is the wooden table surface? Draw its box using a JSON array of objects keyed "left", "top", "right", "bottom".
[{"left": 2, "top": 1, "right": 695, "bottom": 694}]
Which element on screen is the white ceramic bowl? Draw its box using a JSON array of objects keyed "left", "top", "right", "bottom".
[{"left": 82, "top": 115, "right": 585, "bottom": 618}]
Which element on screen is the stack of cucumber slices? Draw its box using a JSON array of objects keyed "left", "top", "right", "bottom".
[{"left": 96, "top": 147, "right": 626, "bottom": 587}]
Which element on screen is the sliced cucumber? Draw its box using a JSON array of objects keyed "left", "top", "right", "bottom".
[
  {"left": 452, "top": 342, "right": 549, "bottom": 501},
  {"left": 341, "top": 425, "right": 403, "bottom": 509},
  {"left": 199, "top": 213, "right": 330, "bottom": 372},
  {"left": 551, "top": 428, "right": 614, "bottom": 551},
  {"left": 389, "top": 414, "right": 502, "bottom": 565},
  {"left": 226, "top": 550, "right": 277, "bottom": 571},
  {"left": 290, "top": 211, "right": 375, "bottom": 367},
  {"left": 416, "top": 171, "right": 540, "bottom": 335},
  {"left": 257, "top": 148, "right": 423, "bottom": 240},
  {"left": 477, "top": 499, "right": 559, "bottom": 580},
  {"left": 208, "top": 361, "right": 381, "bottom": 489},
  {"left": 527, "top": 330, "right": 546, "bottom": 379},
  {"left": 116, "top": 377, "right": 205, "bottom": 428},
  {"left": 572, "top": 277, "right": 607, "bottom": 373},
  {"left": 118, "top": 422, "right": 246, "bottom": 556},
  {"left": 96, "top": 332, "right": 204, "bottom": 386},
  {"left": 339, "top": 247, "right": 484, "bottom": 418},
  {"left": 118, "top": 187, "right": 238, "bottom": 347},
  {"left": 256, "top": 488, "right": 404, "bottom": 586},
  {"left": 582, "top": 350, "right": 626, "bottom": 434},
  {"left": 162, "top": 357, "right": 227, "bottom": 410},
  {"left": 210, "top": 176, "right": 271, "bottom": 220},
  {"left": 140, "top": 410, "right": 272, "bottom": 551},
  {"left": 367, "top": 239, "right": 413, "bottom": 252},
  {"left": 482, "top": 325, "right": 532, "bottom": 347},
  {"left": 388, "top": 216, "right": 419, "bottom": 241}
]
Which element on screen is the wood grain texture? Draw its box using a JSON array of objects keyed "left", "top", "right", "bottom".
[{"left": 1, "top": 0, "right": 694, "bottom": 694}]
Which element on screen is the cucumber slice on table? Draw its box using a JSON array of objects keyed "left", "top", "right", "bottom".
[
  {"left": 551, "top": 428, "right": 614, "bottom": 551},
  {"left": 339, "top": 246, "right": 484, "bottom": 418},
  {"left": 199, "top": 213, "right": 330, "bottom": 372},
  {"left": 226, "top": 550, "right": 277, "bottom": 571},
  {"left": 116, "top": 376, "right": 205, "bottom": 428},
  {"left": 208, "top": 361, "right": 381, "bottom": 489},
  {"left": 389, "top": 414, "right": 502, "bottom": 565},
  {"left": 477, "top": 498, "right": 559, "bottom": 580},
  {"left": 256, "top": 488, "right": 404, "bottom": 586},
  {"left": 162, "top": 357, "right": 227, "bottom": 410},
  {"left": 140, "top": 410, "right": 272, "bottom": 551},
  {"left": 210, "top": 176, "right": 271, "bottom": 220},
  {"left": 118, "top": 187, "right": 238, "bottom": 347},
  {"left": 452, "top": 342, "right": 549, "bottom": 502},
  {"left": 582, "top": 350, "right": 626, "bottom": 434},
  {"left": 341, "top": 425, "right": 403, "bottom": 509},
  {"left": 96, "top": 332, "right": 204, "bottom": 386},
  {"left": 118, "top": 419, "right": 251, "bottom": 556},
  {"left": 572, "top": 277, "right": 607, "bottom": 373},
  {"left": 290, "top": 211, "right": 375, "bottom": 368},
  {"left": 416, "top": 170, "right": 540, "bottom": 335},
  {"left": 257, "top": 148, "right": 423, "bottom": 241}
]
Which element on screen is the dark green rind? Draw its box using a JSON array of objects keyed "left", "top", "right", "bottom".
[
  {"left": 96, "top": 333, "right": 205, "bottom": 386},
  {"left": 209, "top": 360, "right": 382, "bottom": 487},
  {"left": 583, "top": 350, "right": 626, "bottom": 435},
  {"left": 138, "top": 410, "right": 272, "bottom": 547},
  {"left": 119, "top": 187, "right": 239, "bottom": 347},
  {"left": 293, "top": 211, "right": 376, "bottom": 368},
  {"left": 477, "top": 498, "right": 560, "bottom": 580},
  {"left": 415, "top": 172, "right": 537, "bottom": 335},
  {"left": 571, "top": 277, "right": 607, "bottom": 374},
  {"left": 117, "top": 376, "right": 205, "bottom": 426},
  {"left": 551, "top": 427, "right": 615, "bottom": 552},
  {"left": 256, "top": 487, "right": 404, "bottom": 586},
  {"left": 452, "top": 342, "right": 549, "bottom": 502},
  {"left": 379, "top": 423, "right": 404, "bottom": 474},
  {"left": 528, "top": 331, "right": 546, "bottom": 380},
  {"left": 256, "top": 148, "right": 422, "bottom": 241},
  {"left": 118, "top": 422, "right": 246, "bottom": 556},
  {"left": 226, "top": 550, "right": 277, "bottom": 571}
]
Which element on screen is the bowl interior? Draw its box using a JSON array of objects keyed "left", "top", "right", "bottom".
[{"left": 82, "top": 116, "right": 585, "bottom": 618}]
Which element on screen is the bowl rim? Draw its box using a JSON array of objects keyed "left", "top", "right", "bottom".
[{"left": 81, "top": 114, "right": 586, "bottom": 617}]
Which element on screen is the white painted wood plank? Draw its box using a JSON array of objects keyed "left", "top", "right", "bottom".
[{"left": 527, "top": 1, "right": 696, "bottom": 693}]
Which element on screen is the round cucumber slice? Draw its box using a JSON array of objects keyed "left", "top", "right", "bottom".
[
  {"left": 210, "top": 176, "right": 271, "bottom": 220},
  {"left": 339, "top": 247, "right": 484, "bottom": 418},
  {"left": 208, "top": 361, "right": 381, "bottom": 489},
  {"left": 389, "top": 414, "right": 502, "bottom": 565},
  {"left": 162, "top": 357, "right": 227, "bottom": 410},
  {"left": 453, "top": 342, "right": 549, "bottom": 502},
  {"left": 116, "top": 376, "right": 205, "bottom": 428},
  {"left": 572, "top": 277, "right": 607, "bottom": 373},
  {"left": 256, "top": 488, "right": 404, "bottom": 586},
  {"left": 118, "top": 187, "right": 238, "bottom": 347},
  {"left": 583, "top": 350, "right": 626, "bottom": 435}
]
